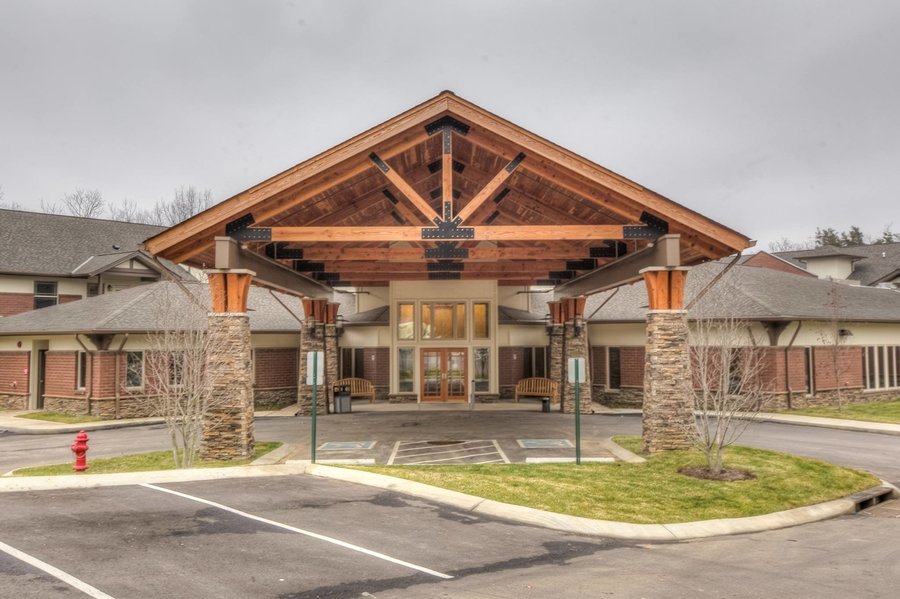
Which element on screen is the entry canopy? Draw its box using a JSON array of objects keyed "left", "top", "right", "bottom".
[{"left": 144, "top": 91, "right": 752, "bottom": 298}]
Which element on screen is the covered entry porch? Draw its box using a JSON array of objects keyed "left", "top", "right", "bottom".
[{"left": 144, "top": 91, "right": 751, "bottom": 459}]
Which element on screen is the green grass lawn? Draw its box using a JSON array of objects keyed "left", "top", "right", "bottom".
[
  {"left": 784, "top": 399, "right": 900, "bottom": 424},
  {"left": 15, "top": 411, "right": 104, "bottom": 424},
  {"left": 11, "top": 442, "right": 282, "bottom": 476},
  {"left": 358, "top": 436, "right": 879, "bottom": 524}
]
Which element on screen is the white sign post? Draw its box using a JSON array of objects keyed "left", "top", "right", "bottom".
[
  {"left": 567, "top": 357, "right": 586, "bottom": 464},
  {"left": 306, "top": 351, "right": 324, "bottom": 463}
]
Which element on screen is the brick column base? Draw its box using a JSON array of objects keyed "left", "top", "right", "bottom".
[
  {"left": 642, "top": 310, "right": 694, "bottom": 453},
  {"left": 201, "top": 313, "right": 255, "bottom": 460}
]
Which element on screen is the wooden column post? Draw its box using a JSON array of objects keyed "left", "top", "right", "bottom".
[
  {"left": 207, "top": 269, "right": 254, "bottom": 313},
  {"left": 547, "top": 296, "right": 591, "bottom": 413}
]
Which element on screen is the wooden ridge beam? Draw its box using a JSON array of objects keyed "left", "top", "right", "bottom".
[
  {"left": 313, "top": 271, "right": 552, "bottom": 281},
  {"left": 291, "top": 260, "right": 569, "bottom": 272}
]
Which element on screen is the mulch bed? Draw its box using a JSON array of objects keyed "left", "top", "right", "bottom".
[{"left": 679, "top": 465, "right": 756, "bottom": 481}]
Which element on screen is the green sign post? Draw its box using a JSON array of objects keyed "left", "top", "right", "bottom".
[
  {"left": 307, "top": 351, "right": 324, "bottom": 463},
  {"left": 568, "top": 357, "right": 585, "bottom": 465}
]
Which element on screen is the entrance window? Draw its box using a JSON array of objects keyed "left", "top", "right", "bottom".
[
  {"left": 473, "top": 302, "right": 490, "bottom": 339},
  {"left": 397, "top": 303, "right": 414, "bottom": 340},
  {"left": 341, "top": 348, "right": 365, "bottom": 379},
  {"left": 398, "top": 348, "right": 414, "bottom": 392},
  {"left": 474, "top": 347, "right": 490, "bottom": 392},
  {"left": 421, "top": 302, "right": 466, "bottom": 340},
  {"left": 34, "top": 281, "right": 58, "bottom": 309},
  {"left": 522, "top": 347, "right": 547, "bottom": 378}
]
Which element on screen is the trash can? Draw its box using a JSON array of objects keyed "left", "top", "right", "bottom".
[
  {"left": 541, "top": 398, "right": 551, "bottom": 413},
  {"left": 333, "top": 384, "right": 352, "bottom": 414}
]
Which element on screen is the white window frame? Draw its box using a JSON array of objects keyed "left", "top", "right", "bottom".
[{"left": 125, "top": 351, "right": 144, "bottom": 390}]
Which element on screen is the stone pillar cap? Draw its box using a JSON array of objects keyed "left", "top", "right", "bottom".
[
  {"left": 204, "top": 268, "right": 257, "bottom": 276},
  {"left": 639, "top": 266, "right": 691, "bottom": 274}
]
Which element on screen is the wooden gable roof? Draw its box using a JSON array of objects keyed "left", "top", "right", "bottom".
[{"left": 144, "top": 91, "right": 752, "bottom": 289}]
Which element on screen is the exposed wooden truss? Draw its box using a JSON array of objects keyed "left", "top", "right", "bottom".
[{"left": 240, "top": 225, "right": 653, "bottom": 243}]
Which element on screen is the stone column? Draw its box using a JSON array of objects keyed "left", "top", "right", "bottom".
[
  {"left": 297, "top": 320, "right": 327, "bottom": 415},
  {"left": 547, "top": 322, "right": 564, "bottom": 406},
  {"left": 640, "top": 267, "right": 693, "bottom": 453},
  {"left": 562, "top": 315, "right": 592, "bottom": 413},
  {"left": 297, "top": 298, "right": 337, "bottom": 415},
  {"left": 201, "top": 270, "right": 255, "bottom": 460}
]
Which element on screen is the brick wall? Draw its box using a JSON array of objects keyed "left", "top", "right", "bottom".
[
  {"left": 620, "top": 347, "right": 645, "bottom": 387},
  {"left": 0, "top": 351, "right": 30, "bottom": 393},
  {"left": 813, "top": 346, "right": 864, "bottom": 390},
  {"left": 0, "top": 293, "right": 33, "bottom": 317},
  {"left": 359, "top": 348, "right": 389, "bottom": 388},
  {"left": 59, "top": 294, "right": 82, "bottom": 304},
  {"left": 254, "top": 348, "right": 299, "bottom": 389},
  {"left": 591, "top": 347, "right": 607, "bottom": 388},
  {"left": 44, "top": 351, "right": 79, "bottom": 397},
  {"left": 499, "top": 347, "right": 526, "bottom": 388}
]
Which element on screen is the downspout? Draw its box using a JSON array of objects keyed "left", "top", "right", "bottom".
[
  {"left": 75, "top": 334, "right": 93, "bottom": 415},
  {"left": 783, "top": 321, "right": 802, "bottom": 410},
  {"left": 114, "top": 334, "right": 129, "bottom": 419}
]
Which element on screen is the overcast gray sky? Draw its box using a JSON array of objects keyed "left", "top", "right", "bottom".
[{"left": 1, "top": 0, "right": 898, "bottom": 249}]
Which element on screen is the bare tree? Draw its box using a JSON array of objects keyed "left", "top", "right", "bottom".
[
  {"left": 108, "top": 199, "right": 153, "bottom": 223},
  {"left": 818, "top": 281, "right": 849, "bottom": 411},
  {"left": 40, "top": 199, "right": 65, "bottom": 214},
  {"left": 0, "top": 186, "right": 23, "bottom": 210},
  {"left": 767, "top": 236, "right": 814, "bottom": 252},
  {"left": 690, "top": 279, "right": 770, "bottom": 477},
  {"left": 151, "top": 186, "right": 213, "bottom": 225},
  {"left": 142, "top": 284, "right": 228, "bottom": 468},
  {"left": 62, "top": 188, "right": 105, "bottom": 218}
]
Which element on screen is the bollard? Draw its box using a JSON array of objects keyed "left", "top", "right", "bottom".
[{"left": 71, "top": 430, "right": 89, "bottom": 472}]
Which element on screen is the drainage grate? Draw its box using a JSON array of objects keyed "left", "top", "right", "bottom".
[{"left": 517, "top": 439, "right": 574, "bottom": 449}]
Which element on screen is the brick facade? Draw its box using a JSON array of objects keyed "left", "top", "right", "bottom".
[
  {"left": 254, "top": 347, "right": 299, "bottom": 409},
  {"left": 0, "top": 293, "right": 33, "bottom": 317},
  {"left": 0, "top": 351, "right": 30, "bottom": 409}
]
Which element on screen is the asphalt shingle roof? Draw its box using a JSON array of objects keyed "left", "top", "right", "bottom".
[
  {"left": 0, "top": 281, "right": 305, "bottom": 335},
  {"left": 0, "top": 209, "right": 184, "bottom": 277},
  {"left": 584, "top": 261, "right": 900, "bottom": 323},
  {"left": 776, "top": 242, "right": 900, "bottom": 286}
]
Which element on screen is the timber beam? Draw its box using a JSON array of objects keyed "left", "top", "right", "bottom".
[
  {"left": 555, "top": 234, "right": 682, "bottom": 298},
  {"left": 297, "top": 246, "right": 611, "bottom": 261},
  {"left": 231, "top": 224, "right": 661, "bottom": 243},
  {"left": 214, "top": 236, "right": 332, "bottom": 298}
]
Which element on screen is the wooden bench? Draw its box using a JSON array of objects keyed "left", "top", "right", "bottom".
[
  {"left": 334, "top": 377, "right": 376, "bottom": 403},
  {"left": 515, "top": 377, "right": 558, "bottom": 403}
]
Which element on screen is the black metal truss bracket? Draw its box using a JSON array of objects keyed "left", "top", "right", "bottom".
[
  {"left": 506, "top": 152, "right": 526, "bottom": 172},
  {"left": 549, "top": 270, "right": 576, "bottom": 280},
  {"left": 425, "top": 243, "right": 469, "bottom": 259},
  {"left": 426, "top": 261, "right": 465, "bottom": 272},
  {"left": 226, "top": 213, "right": 255, "bottom": 236},
  {"left": 424, "top": 116, "right": 470, "bottom": 136},
  {"left": 428, "top": 271, "right": 462, "bottom": 280},
  {"left": 623, "top": 226, "right": 660, "bottom": 240},
  {"left": 422, "top": 226, "right": 474, "bottom": 240},
  {"left": 293, "top": 261, "right": 325, "bottom": 273},
  {"left": 265, "top": 243, "right": 303, "bottom": 260},
  {"left": 313, "top": 272, "right": 341, "bottom": 282},
  {"left": 566, "top": 258, "right": 597, "bottom": 271},
  {"left": 427, "top": 159, "right": 465, "bottom": 174},
  {"left": 640, "top": 211, "right": 669, "bottom": 235},
  {"left": 591, "top": 241, "right": 628, "bottom": 258},
  {"left": 231, "top": 227, "right": 272, "bottom": 242}
]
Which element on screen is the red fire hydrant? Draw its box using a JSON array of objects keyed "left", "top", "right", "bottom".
[{"left": 71, "top": 430, "right": 89, "bottom": 472}]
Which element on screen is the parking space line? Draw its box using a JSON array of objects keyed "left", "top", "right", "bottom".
[
  {"left": 398, "top": 444, "right": 495, "bottom": 460},
  {"left": 491, "top": 440, "right": 511, "bottom": 463},
  {"left": 0, "top": 540, "right": 116, "bottom": 599},
  {"left": 387, "top": 440, "right": 401, "bottom": 465},
  {"left": 408, "top": 451, "right": 501, "bottom": 465},
  {"left": 139, "top": 483, "right": 452, "bottom": 580}
]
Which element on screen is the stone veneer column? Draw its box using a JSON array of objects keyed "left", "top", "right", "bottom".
[
  {"left": 562, "top": 316, "right": 592, "bottom": 413},
  {"left": 297, "top": 321, "right": 327, "bottom": 415},
  {"left": 640, "top": 267, "right": 693, "bottom": 453},
  {"left": 547, "top": 322, "right": 564, "bottom": 406},
  {"left": 324, "top": 322, "right": 339, "bottom": 407},
  {"left": 201, "top": 269, "right": 255, "bottom": 460}
]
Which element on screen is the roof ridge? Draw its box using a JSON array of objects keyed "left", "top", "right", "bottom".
[
  {"left": 0, "top": 207, "right": 166, "bottom": 229},
  {"left": 95, "top": 284, "right": 163, "bottom": 329}
]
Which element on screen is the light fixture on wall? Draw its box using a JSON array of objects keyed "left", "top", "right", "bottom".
[{"left": 838, "top": 328, "right": 853, "bottom": 337}]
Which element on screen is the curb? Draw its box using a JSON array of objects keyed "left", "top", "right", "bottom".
[
  {"left": 750, "top": 414, "right": 900, "bottom": 437},
  {"left": 304, "top": 464, "right": 898, "bottom": 541},
  {"left": 0, "top": 418, "right": 167, "bottom": 435},
  {"left": 0, "top": 464, "right": 308, "bottom": 493}
]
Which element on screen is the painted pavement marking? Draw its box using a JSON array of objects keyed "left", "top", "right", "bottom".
[
  {"left": 516, "top": 439, "right": 574, "bottom": 449},
  {"left": 390, "top": 440, "right": 506, "bottom": 465},
  {"left": 0, "top": 540, "right": 116, "bottom": 599},
  {"left": 139, "top": 483, "right": 452, "bottom": 580},
  {"left": 317, "top": 441, "right": 377, "bottom": 451}
]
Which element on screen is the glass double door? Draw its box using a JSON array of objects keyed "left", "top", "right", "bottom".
[{"left": 421, "top": 348, "right": 467, "bottom": 402}]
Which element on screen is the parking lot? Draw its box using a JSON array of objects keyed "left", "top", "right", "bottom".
[{"left": 0, "top": 474, "right": 616, "bottom": 599}]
